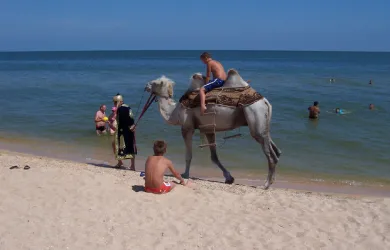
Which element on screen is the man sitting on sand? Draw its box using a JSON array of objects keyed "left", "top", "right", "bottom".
[{"left": 144, "top": 140, "right": 186, "bottom": 194}]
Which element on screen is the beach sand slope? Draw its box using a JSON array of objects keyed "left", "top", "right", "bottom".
[{"left": 0, "top": 151, "right": 389, "bottom": 250}]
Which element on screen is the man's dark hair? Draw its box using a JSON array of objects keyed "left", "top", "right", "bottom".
[
  {"left": 153, "top": 140, "right": 167, "bottom": 155},
  {"left": 314, "top": 101, "right": 319, "bottom": 106},
  {"left": 200, "top": 52, "right": 211, "bottom": 59}
]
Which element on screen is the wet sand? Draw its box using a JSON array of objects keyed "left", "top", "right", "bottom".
[{"left": 1, "top": 137, "right": 390, "bottom": 198}]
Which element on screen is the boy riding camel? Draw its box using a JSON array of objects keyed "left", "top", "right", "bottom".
[{"left": 199, "top": 52, "right": 227, "bottom": 115}]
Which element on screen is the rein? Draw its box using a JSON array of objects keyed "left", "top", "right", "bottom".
[{"left": 134, "top": 92, "right": 156, "bottom": 127}]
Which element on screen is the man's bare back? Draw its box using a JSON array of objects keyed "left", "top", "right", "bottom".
[{"left": 308, "top": 101, "right": 320, "bottom": 119}]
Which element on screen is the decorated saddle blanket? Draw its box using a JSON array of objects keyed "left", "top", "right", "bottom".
[{"left": 179, "top": 86, "right": 263, "bottom": 109}]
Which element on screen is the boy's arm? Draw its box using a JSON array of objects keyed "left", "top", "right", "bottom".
[
  {"left": 204, "top": 63, "right": 211, "bottom": 84},
  {"left": 167, "top": 160, "right": 186, "bottom": 185}
]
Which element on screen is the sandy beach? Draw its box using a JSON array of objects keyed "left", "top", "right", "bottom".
[{"left": 0, "top": 150, "right": 389, "bottom": 250}]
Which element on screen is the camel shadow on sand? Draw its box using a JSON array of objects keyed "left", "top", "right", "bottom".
[{"left": 87, "top": 163, "right": 254, "bottom": 191}]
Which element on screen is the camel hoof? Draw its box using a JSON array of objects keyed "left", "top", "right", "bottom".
[
  {"left": 264, "top": 178, "right": 275, "bottom": 190},
  {"left": 225, "top": 177, "right": 235, "bottom": 184},
  {"left": 181, "top": 173, "right": 189, "bottom": 179}
]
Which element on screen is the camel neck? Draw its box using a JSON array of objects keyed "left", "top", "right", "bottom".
[{"left": 157, "top": 97, "right": 180, "bottom": 125}]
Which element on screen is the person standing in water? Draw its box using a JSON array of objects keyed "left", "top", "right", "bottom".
[
  {"left": 308, "top": 101, "right": 320, "bottom": 119},
  {"left": 112, "top": 93, "right": 136, "bottom": 170},
  {"left": 108, "top": 106, "right": 117, "bottom": 136},
  {"left": 95, "top": 104, "right": 107, "bottom": 135}
]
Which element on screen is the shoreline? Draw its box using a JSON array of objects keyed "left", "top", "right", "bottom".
[{"left": 1, "top": 145, "right": 390, "bottom": 198}]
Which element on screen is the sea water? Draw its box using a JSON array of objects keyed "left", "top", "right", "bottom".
[{"left": 0, "top": 50, "right": 389, "bottom": 186}]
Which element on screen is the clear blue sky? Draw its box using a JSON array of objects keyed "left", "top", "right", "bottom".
[{"left": 1, "top": 0, "right": 389, "bottom": 51}]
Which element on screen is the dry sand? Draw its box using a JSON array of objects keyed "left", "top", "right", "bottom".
[{"left": 0, "top": 150, "right": 389, "bottom": 250}]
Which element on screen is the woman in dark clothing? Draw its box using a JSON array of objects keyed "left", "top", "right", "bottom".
[{"left": 112, "top": 93, "right": 137, "bottom": 170}]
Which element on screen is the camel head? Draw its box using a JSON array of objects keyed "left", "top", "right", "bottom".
[{"left": 145, "top": 75, "right": 175, "bottom": 99}]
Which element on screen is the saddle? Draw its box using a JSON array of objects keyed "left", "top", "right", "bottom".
[{"left": 179, "top": 86, "right": 263, "bottom": 109}]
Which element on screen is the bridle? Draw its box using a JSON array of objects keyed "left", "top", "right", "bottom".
[
  {"left": 134, "top": 92, "right": 156, "bottom": 127},
  {"left": 134, "top": 86, "right": 171, "bottom": 127}
]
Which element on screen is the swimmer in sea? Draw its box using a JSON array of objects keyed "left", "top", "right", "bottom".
[
  {"left": 335, "top": 108, "right": 344, "bottom": 114},
  {"left": 369, "top": 104, "right": 374, "bottom": 110},
  {"left": 308, "top": 101, "right": 320, "bottom": 119}
]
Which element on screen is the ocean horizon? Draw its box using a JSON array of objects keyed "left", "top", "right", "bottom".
[{"left": 1, "top": 49, "right": 390, "bottom": 53}]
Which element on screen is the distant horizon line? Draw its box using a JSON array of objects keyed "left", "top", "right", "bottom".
[{"left": 0, "top": 49, "right": 389, "bottom": 53}]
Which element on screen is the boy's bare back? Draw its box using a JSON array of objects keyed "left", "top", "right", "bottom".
[
  {"left": 144, "top": 140, "right": 186, "bottom": 194},
  {"left": 144, "top": 156, "right": 171, "bottom": 189},
  {"left": 207, "top": 59, "right": 227, "bottom": 81}
]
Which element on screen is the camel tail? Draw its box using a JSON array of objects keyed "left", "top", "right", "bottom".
[{"left": 263, "top": 98, "right": 282, "bottom": 160}]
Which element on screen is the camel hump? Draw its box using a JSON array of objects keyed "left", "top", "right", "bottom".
[
  {"left": 224, "top": 69, "right": 249, "bottom": 88},
  {"left": 192, "top": 73, "right": 203, "bottom": 81},
  {"left": 227, "top": 68, "right": 239, "bottom": 76}
]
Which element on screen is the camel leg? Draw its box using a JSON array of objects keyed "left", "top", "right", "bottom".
[
  {"left": 205, "top": 133, "right": 235, "bottom": 184},
  {"left": 181, "top": 128, "right": 194, "bottom": 179},
  {"left": 271, "top": 139, "right": 282, "bottom": 158},
  {"left": 243, "top": 100, "right": 281, "bottom": 189}
]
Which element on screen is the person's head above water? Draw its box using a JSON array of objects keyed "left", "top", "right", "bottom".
[
  {"left": 200, "top": 52, "right": 212, "bottom": 64},
  {"left": 153, "top": 140, "right": 167, "bottom": 156},
  {"left": 100, "top": 104, "right": 106, "bottom": 112},
  {"left": 313, "top": 101, "right": 319, "bottom": 106},
  {"left": 335, "top": 108, "right": 340, "bottom": 113},
  {"left": 369, "top": 104, "right": 374, "bottom": 110}
]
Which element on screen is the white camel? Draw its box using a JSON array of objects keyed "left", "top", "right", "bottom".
[{"left": 144, "top": 69, "right": 282, "bottom": 189}]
